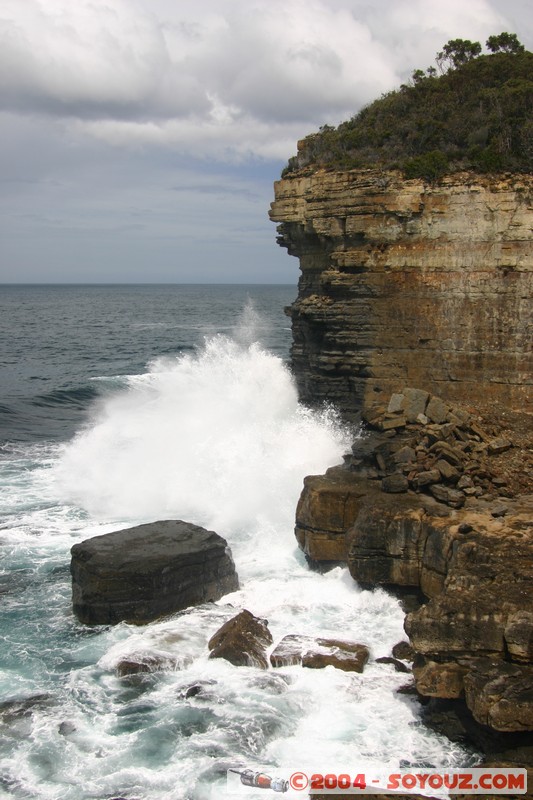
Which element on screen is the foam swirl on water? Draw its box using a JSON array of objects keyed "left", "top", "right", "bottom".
[
  {"left": 55, "top": 334, "right": 349, "bottom": 544},
  {"left": 1, "top": 325, "right": 475, "bottom": 799}
]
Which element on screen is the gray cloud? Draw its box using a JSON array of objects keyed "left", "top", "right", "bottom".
[{"left": 0, "top": 0, "right": 530, "bottom": 283}]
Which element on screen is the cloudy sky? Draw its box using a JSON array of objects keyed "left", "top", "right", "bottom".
[{"left": 1, "top": 0, "right": 531, "bottom": 284}]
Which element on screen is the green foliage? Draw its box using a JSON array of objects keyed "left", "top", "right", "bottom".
[
  {"left": 284, "top": 35, "right": 532, "bottom": 180},
  {"left": 437, "top": 39, "right": 482, "bottom": 70},
  {"left": 404, "top": 151, "right": 449, "bottom": 181},
  {"left": 486, "top": 32, "right": 525, "bottom": 54}
]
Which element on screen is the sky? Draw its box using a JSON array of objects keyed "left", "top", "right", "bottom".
[{"left": 0, "top": 0, "right": 531, "bottom": 284}]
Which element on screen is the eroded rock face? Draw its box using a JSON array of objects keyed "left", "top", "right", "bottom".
[
  {"left": 270, "top": 170, "right": 533, "bottom": 416},
  {"left": 464, "top": 660, "right": 533, "bottom": 732},
  {"left": 295, "top": 468, "right": 369, "bottom": 563},
  {"left": 291, "top": 389, "right": 533, "bottom": 733},
  {"left": 71, "top": 520, "right": 239, "bottom": 625}
]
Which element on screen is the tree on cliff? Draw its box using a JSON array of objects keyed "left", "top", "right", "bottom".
[
  {"left": 282, "top": 34, "right": 532, "bottom": 179},
  {"left": 486, "top": 32, "right": 525, "bottom": 54},
  {"left": 436, "top": 39, "right": 482, "bottom": 71}
]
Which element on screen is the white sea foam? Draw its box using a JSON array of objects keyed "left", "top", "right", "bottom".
[
  {"left": 0, "top": 328, "right": 476, "bottom": 800},
  {"left": 54, "top": 334, "right": 350, "bottom": 542}
]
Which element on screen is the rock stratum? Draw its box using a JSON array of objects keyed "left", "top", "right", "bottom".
[
  {"left": 270, "top": 168, "right": 533, "bottom": 417},
  {"left": 293, "top": 387, "right": 533, "bottom": 754},
  {"left": 270, "top": 167, "right": 533, "bottom": 773}
]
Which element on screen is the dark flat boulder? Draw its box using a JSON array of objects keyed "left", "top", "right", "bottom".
[{"left": 71, "top": 520, "right": 238, "bottom": 625}]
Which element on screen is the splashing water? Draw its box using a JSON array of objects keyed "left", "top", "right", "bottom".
[
  {"left": 54, "top": 334, "right": 348, "bottom": 544},
  {"left": 1, "top": 320, "right": 475, "bottom": 800}
]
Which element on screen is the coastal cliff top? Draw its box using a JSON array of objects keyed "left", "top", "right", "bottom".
[{"left": 282, "top": 35, "right": 533, "bottom": 180}]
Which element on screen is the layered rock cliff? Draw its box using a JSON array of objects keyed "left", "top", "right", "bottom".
[
  {"left": 270, "top": 167, "right": 533, "bottom": 767},
  {"left": 269, "top": 169, "right": 533, "bottom": 418}
]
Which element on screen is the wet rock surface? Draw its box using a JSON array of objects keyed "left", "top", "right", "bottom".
[
  {"left": 292, "top": 389, "right": 533, "bottom": 743},
  {"left": 270, "top": 634, "right": 369, "bottom": 673},
  {"left": 208, "top": 609, "right": 273, "bottom": 669},
  {"left": 71, "top": 520, "right": 239, "bottom": 625}
]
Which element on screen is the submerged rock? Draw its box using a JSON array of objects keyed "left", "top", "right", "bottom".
[
  {"left": 270, "top": 634, "right": 369, "bottom": 673},
  {"left": 70, "top": 520, "right": 239, "bottom": 625},
  {"left": 375, "top": 656, "right": 411, "bottom": 674},
  {"left": 115, "top": 654, "right": 181, "bottom": 677},
  {"left": 208, "top": 609, "right": 273, "bottom": 669}
]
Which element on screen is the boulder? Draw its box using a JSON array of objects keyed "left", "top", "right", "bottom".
[
  {"left": 382, "top": 473, "right": 409, "bottom": 493},
  {"left": 208, "top": 609, "right": 273, "bottom": 669},
  {"left": 71, "top": 520, "right": 238, "bottom": 625},
  {"left": 488, "top": 437, "right": 513, "bottom": 455},
  {"left": 401, "top": 388, "right": 429, "bottom": 423},
  {"left": 375, "top": 656, "right": 411, "bottom": 673},
  {"left": 270, "top": 634, "right": 369, "bottom": 673},
  {"left": 425, "top": 396, "right": 449, "bottom": 424},
  {"left": 116, "top": 654, "right": 180, "bottom": 677},
  {"left": 392, "top": 641, "right": 415, "bottom": 662}
]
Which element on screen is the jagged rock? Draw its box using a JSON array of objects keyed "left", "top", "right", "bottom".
[
  {"left": 491, "top": 504, "right": 508, "bottom": 518},
  {"left": 429, "top": 484, "right": 465, "bottom": 508},
  {"left": 488, "top": 437, "right": 513, "bottom": 455},
  {"left": 346, "top": 488, "right": 426, "bottom": 587},
  {"left": 388, "top": 393, "right": 404, "bottom": 413},
  {"left": 116, "top": 655, "right": 179, "bottom": 677},
  {"left": 377, "top": 416, "right": 406, "bottom": 431},
  {"left": 382, "top": 473, "right": 409, "bottom": 493},
  {"left": 208, "top": 610, "right": 273, "bottom": 669},
  {"left": 375, "top": 656, "right": 411, "bottom": 673},
  {"left": 464, "top": 660, "right": 533, "bottom": 732},
  {"left": 393, "top": 446, "right": 416, "bottom": 464},
  {"left": 412, "top": 659, "right": 469, "bottom": 698},
  {"left": 0, "top": 694, "right": 52, "bottom": 721},
  {"left": 414, "top": 469, "right": 441, "bottom": 487},
  {"left": 401, "top": 389, "right": 430, "bottom": 424},
  {"left": 428, "top": 441, "right": 465, "bottom": 466},
  {"left": 270, "top": 634, "right": 369, "bottom": 673},
  {"left": 392, "top": 641, "right": 415, "bottom": 662},
  {"left": 426, "top": 397, "right": 449, "bottom": 424},
  {"left": 436, "top": 459, "right": 460, "bottom": 483},
  {"left": 70, "top": 520, "right": 238, "bottom": 625}
]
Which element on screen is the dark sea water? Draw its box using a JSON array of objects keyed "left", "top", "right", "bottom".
[
  {"left": 0, "top": 285, "right": 294, "bottom": 444},
  {"left": 0, "top": 285, "right": 472, "bottom": 800}
]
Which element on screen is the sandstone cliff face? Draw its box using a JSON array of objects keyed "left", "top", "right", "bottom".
[
  {"left": 291, "top": 388, "right": 533, "bottom": 738},
  {"left": 269, "top": 170, "right": 533, "bottom": 417}
]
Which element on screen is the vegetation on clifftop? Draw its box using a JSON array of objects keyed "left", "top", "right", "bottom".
[{"left": 283, "top": 34, "right": 533, "bottom": 179}]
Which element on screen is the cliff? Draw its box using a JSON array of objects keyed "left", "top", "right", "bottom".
[
  {"left": 269, "top": 168, "right": 533, "bottom": 418},
  {"left": 270, "top": 167, "right": 533, "bottom": 768}
]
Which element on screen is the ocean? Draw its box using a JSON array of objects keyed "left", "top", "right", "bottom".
[{"left": 0, "top": 284, "right": 473, "bottom": 800}]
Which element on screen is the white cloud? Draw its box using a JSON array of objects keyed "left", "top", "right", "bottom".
[
  {"left": 0, "top": 0, "right": 529, "bottom": 160},
  {"left": 0, "top": 0, "right": 531, "bottom": 282}
]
